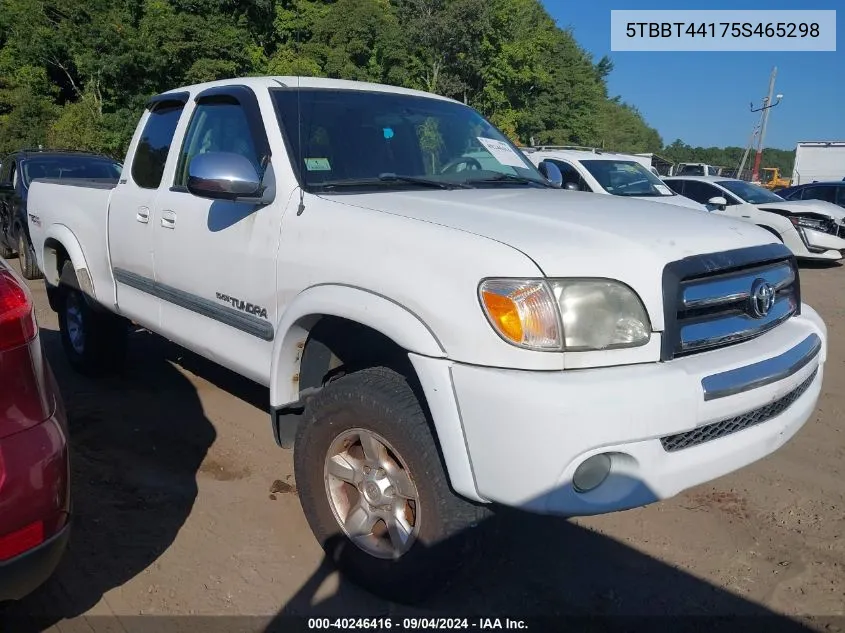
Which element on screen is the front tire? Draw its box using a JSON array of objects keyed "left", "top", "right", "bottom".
[
  {"left": 57, "top": 261, "right": 127, "bottom": 375},
  {"left": 18, "top": 233, "right": 42, "bottom": 280},
  {"left": 294, "top": 367, "right": 490, "bottom": 604}
]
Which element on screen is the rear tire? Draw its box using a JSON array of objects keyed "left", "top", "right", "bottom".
[
  {"left": 18, "top": 233, "right": 42, "bottom": 280},
  {"left": 294, "top": 366, "right": 491, "bottom": 604},
  {"left": 57, "top": 261, "right": 127, "bottom": 375}
]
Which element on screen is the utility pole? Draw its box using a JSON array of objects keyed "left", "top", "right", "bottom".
[
  {"left": 736, "top": 123, "right": 760, "bottom": 181},
  {"left": 751, "top": 67, "right": 779, "bottom": 182}
]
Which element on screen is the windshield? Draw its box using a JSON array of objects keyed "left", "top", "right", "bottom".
[
  {"left": 580, "top": 160, "right": 675, "bottom": 197},
  {"left": 22, "top": 155, "right": 123, "bottom": 186},
  {"left": 716, "top": 180, "right": 784, "bottom": 204},
  {"left": 270, "top": 88, "right": 548, "bottom": 191}
]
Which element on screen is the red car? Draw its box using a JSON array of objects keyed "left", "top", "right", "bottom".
[{"left": 0, "top": 258, "right": 69, "bottom": 600}]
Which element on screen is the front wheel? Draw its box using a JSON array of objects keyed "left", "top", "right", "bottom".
[
  {"left": 294, "top": 367, "right": 490, "bottom": 603},
  {"left": 57, "top": 262, "right": 127, "bottom": 375}
]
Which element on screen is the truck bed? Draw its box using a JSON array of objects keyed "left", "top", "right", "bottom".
[{"left": 27, "top": 179, "right": 118, "bottom": 308}]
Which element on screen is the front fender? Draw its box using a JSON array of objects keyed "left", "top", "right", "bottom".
[
  {"left": 269, "top": 284, "right": 484, "bottom": 502},
  {"left": 270, "top": 283, "right": 446, "bottom": 407}
]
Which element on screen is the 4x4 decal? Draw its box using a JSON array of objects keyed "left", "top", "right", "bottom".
[{"left": 215, "top": 292, "right": 268, "bottom": 319}]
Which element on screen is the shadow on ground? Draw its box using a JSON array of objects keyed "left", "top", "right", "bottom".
[
  {"left": 265, "top": 510, "right": 822, "bottom": 633},
  {"left": 1, "top": 326, "right": 217, "bottom": 630},
  {"left": 0, "top": 326, "right": 828, "bottom": 633}
]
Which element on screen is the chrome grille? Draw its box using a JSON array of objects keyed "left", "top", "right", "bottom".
[
  {"left": 660, "top": 368, "right": 817, "bottom": 452},
  {"left": 662, "top": 246, "right": 800, "bottom": 360}
]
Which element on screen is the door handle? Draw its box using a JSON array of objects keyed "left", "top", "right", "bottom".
[
  {"left": 136, "top": 207, "right": 150, "bottom": 223},
  {"left": 160, "top": 209, "right": 176, "bottom": 229}
]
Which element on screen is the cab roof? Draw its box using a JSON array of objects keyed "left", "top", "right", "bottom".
[{"left": 153, "top": 76, "right": 461, "bottom": 104}]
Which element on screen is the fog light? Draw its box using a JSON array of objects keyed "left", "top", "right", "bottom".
[{"left": 572, "top": 454, "right": 612, "bottom": 493}]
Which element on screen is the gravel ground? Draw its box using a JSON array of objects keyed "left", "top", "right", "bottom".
[{"left": 1, "top": 261, "right": 843, "bottom": 631}]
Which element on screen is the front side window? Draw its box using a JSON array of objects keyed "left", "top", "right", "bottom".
[
  {"left": 579, "top": 160, "right": 675, "bottom": 197},
  {"left": 836, "top": 186, "right": 845, "bottom": 207},
  {"left": 716, "top": 180, "right": 785, "bottom": 205},
  {"left": 132, "top": 104, "right": 184, "bottom": 190},
  {"left": 21, "top": 155, "right": 122, "bottom": 187},
  {"left": 800, "top": 185, "right": 837, "bottom": 204},
  {"left": 174, "top": 101, "right": 261, "bottom": 188},
  {"left": 664, "top": 180, "right": 684, "bottom": 195},
  {"left": 271, "top": 88, "right": 547, "bottom": 191},
  {"left": 548, "top": 159, "right": 590, "bottom": 191}
]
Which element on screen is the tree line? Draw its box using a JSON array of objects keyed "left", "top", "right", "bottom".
[
  {"left": 0, "top": 0, "right": 666, "bottom": 158},
  {"left": 661, "top": 139, "right": 795, "bottom": 176},
  {"left": 0, "top": 0, "right": 793, "bottom": 172}
]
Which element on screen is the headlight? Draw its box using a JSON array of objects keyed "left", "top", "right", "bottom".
[
  {"left": 789, "top": 216, "right": 828, "bottom": 231},
  {"left": 479, "top": 278, "right": 651, "bottom": 352}
]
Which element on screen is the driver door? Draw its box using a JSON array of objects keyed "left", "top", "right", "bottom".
[{"left": 151, "top": 86, "right": 283, "bottom": 384}]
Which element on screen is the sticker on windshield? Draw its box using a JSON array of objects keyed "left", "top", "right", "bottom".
[
  {"left": 305, "top": 158, "right": 332, "bottom": 171},
  {"left": 654, "top": 184, "right": 673, "bottom": 196},
  {"left": 476, "top": 137, "right": 526, "bottom": 168}
]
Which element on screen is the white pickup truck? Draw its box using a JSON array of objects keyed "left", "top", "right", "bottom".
[{"left": 27, "top": 76, "right": 827, "bottom": 602}]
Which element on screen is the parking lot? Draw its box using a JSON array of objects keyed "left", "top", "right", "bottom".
[{"left": 3, "top": 262, "right": 844, "bottom": 630}]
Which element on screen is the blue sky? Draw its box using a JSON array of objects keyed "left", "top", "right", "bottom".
[{"left": 543, "top": 0, "right": 844, "bottom": 150}]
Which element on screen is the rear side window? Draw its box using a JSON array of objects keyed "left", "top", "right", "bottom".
[
  {"left": 836, "top": 186, "right": 845, "bottom": 207},
  {"left": 132, "top": 104, "right": 184, "bottom": 189}
]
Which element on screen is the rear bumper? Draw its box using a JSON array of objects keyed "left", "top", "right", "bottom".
[
  {"left": 0, "top": 523, "right": 69, "bottom": 602},
  {"left": 0, "top": 393, "right": 70, "bottom": 601}
]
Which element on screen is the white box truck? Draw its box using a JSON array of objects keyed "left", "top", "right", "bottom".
[{"left": 792, "top": 142, "right": 845, "bottom": 185}]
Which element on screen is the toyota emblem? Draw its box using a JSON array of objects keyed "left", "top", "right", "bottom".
[{"left": 749, "top": 278, "right": 776, "bottom": 318}]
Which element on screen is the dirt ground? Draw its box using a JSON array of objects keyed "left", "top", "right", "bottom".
[{"left": 2, "top": 261, "right": 844, "bottom": 631}]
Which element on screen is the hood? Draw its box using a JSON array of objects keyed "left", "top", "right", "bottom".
[
  {"left": 325, "top": 188, "right": 776, "bottom": 277},
  {"left": 757, "top": 199, "right": 845, "bottom": 222},
  {"left": 633, "top": 193, "right": 707, "bottom": 211}
]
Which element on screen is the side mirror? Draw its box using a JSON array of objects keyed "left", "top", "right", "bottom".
[
  {"left": 187, "top": 152, "right": 267, "bottom": 202},
  {"left": 537, "top": 160, "right": 563, "bottom": 188},
  {"left": 564, "top": 182, "right": 580, "bottom": 191},
  {"left": 708, "top": 196, "right": 728, "bottom": 210}
]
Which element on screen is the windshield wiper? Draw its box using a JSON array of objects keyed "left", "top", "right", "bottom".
[
  {"left": 378, "top": 173, "right": 471, "bottom": 189},
  {"left": 318, "top": 174, "right": 466, "bottom": 191},
  {"left": 463, "top": 173, "right": 553, "bottom": 187}
]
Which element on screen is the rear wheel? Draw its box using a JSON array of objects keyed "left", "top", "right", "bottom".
[
  {"left": 294, "top": 366, "right": 491, "bottom": 604},
  {"left": 18, "top": 233, "right": 42, "bottom": 280},
  {"left": 57, "top": 261, "right": 127, "bottom": 375}
]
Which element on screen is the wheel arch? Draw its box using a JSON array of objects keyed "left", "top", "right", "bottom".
[
  {"left": 270, "top": 284, "right": 446, "bottom": 411},
  {"left": 268, "top": 284, "right": 484, "bottom": 503},
  {"left": 41, "top": 228, "right": 98, "bottom": 312}
]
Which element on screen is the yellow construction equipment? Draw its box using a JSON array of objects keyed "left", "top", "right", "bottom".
[{"left": 759, "top": 167, "right": 791, "bottom": 190}]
